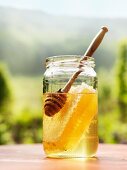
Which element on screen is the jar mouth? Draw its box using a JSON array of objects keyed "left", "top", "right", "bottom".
[{"left": 45, "top": 55, "right": 95, "bottom": 68}]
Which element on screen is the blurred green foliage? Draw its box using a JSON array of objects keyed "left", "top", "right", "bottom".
[
  {"left": 0, "top": 64, "right": 12, "bottom": 144},
  {"left": 98, "top": 40, "right": 127, "bottom": 144},
  {"left": 0, "top": 74, "right": 42, "bottom": 144},
  {"left": 0, "top": 64, "right": 11, "bottom": 111},
  {"left": 117, "top": 41, "right": 127, "bottom": 122},
  {"left": 11, "top": 108, "right": 42, "bottom": 144}
]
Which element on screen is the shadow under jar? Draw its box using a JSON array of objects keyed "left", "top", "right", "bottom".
[{"left": 43, "top": 55, "right": 98, "bottom": 158}]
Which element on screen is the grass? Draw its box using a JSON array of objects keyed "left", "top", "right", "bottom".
[{"left": 11, "top": 76, "right": 42, "bottom": 114}]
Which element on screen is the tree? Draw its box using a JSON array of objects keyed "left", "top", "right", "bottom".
[
  {"left": 0, "top": 63, "right": 11, "bottom": 111},
  {"left": 117, "top": 41, "right": 127, "bottom": 122},
  {"left": 0, "top": 63, "right": 12, "bottom": 144}
]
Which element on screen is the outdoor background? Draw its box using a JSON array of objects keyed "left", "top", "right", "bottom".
[{"left": 0, "top": 0, "right": 127, "bottom": 145}]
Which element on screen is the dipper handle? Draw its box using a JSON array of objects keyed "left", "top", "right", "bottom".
[
  {"left": 62, "top": 26, "right": 108, "bottom": 93},
  {"left": 80, "top": 26, "right": 108, "bottom": 61}
]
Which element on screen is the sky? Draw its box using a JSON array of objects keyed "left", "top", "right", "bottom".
[{"left": 0, "top": 0, "right": 127, "bottom": 18}]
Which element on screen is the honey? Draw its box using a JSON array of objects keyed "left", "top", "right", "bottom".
[{"left": 43, "top": 84, "right": 98, "bottom": 157}]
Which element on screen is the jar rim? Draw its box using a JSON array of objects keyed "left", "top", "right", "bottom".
[
  {"left": 46, "top": 55, "right": 81, "bottom": 62},
  {"left": 46, "top": 55, "right": 95, "bottom": 66}
]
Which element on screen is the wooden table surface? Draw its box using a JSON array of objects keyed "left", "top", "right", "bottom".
[{"left": 0, "top": 144, "right": 127, "bottom": 170}]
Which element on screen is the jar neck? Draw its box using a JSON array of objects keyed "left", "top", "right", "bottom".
[{"left": 46, "top": 55, "right": 95, "bottom": 69}]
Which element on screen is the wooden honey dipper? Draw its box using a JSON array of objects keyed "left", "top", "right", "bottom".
[{"left": 44, "top": 26, "right": 108, "bottom": 116}]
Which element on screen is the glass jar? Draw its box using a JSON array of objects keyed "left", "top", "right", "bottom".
[{"left": 43, "top": 55, "right": 98, "bottom": 158}]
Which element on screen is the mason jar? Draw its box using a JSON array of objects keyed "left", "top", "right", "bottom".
[{"left": 43, "top": 55, "right": 98, "bottom": 158}]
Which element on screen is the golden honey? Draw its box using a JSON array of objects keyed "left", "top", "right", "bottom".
[{"left": 43, "top": 86, "right": 98, "bottom": 157}]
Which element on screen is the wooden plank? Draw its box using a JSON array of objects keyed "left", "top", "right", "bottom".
[{"left": 0, "top": 144, "right": 127, "bottom": 170}]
